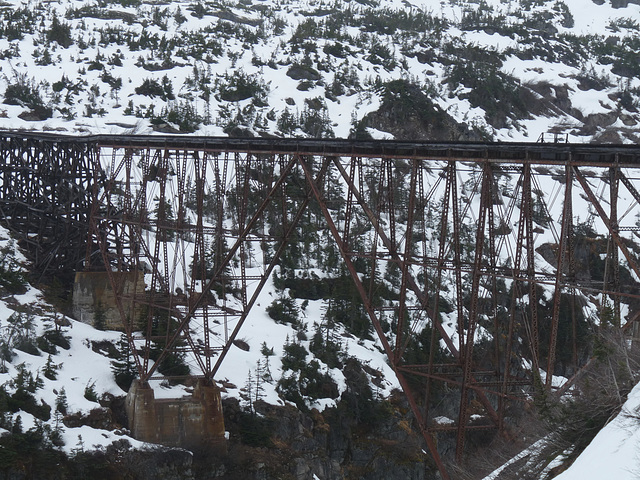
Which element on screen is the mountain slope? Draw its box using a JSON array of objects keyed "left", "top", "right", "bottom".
[{"left": 0, "top": 0, "right": 637, "bottom": 141}]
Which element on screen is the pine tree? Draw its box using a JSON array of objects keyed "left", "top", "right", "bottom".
[
  {"left": 43, "top": 355, "right": 58, "bottom": 380},
  {"left": 51, "top": 410, "right": 65, "bottom": 447},
  {"left": 111, "top": 333, "right": 137, "bottom": 391},
  {"left": 71, "top": 435, "right": 85, "bottom": 456},
  {"left": 254, "top": 360, "right": 265, "bottom": 406},
  {"left": 243, "top": 370, "right": 254, "bottom": 413},
  {"left": 84, "top": 381, "right": 98, "bottom": 402},
  {"left": 260, "top": 342, "right": 274, "bottom": 382},
  {"left": 12, "top": 415, "right": 22, "bottom": 434},
  {"left": 55, "top": 387, "right": 68, "bottom": 415},
  {"left": 93, "top": 301, "right": 106, "bottom": 331}
]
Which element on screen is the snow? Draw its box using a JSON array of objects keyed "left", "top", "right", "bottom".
[
  {"left": 555, "top": 382, "right": 640, "bottom": 480},
  {"left": 214, "top": 285, "right": 400, "bottom": 409},
  {"left": 482, "top": 437, "right": 550, "bottom": 480},
  {"left": 60, "top": 425, "right": 149, "bottom": 456},
  {"left": 0, "top": 0, "right": 632, "bottom": 141}
]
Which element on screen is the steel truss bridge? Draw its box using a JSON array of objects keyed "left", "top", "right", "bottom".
[{"left": 2, "top": 132, "right": 640, "bottom": 478}]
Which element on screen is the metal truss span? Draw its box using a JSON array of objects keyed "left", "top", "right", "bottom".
[
  {"left": 1, "top": 132, "right": 640, "bottom": 479},
  {"left": 0, "top": 134, "right": 98, "bottom": 281}
]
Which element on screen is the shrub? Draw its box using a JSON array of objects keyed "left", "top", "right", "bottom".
[
  {"left": 445, "top": 60, "right": 529, "bottom": 128},
  {"left": 538, "top": 330, "right": 639, "bottom": 464},
  {"left": 47, "top": 17, "right": 73, "bottom": 48},
  {"left": 277, "top": 108, "right": 299, "bottom": 135},
  {"left": 216, "top": 69, "right": 269, "bottom": 104},
  {"left": 4, "top": 76, "right": 44, "bottom": 110},
  {"left": 155, "top": 351, "right": 190, "bottom": 378},
  {"left": 7, "top": 364, "right": 50, "bottom": 420},
  {"left": 280, "top": 340, "right": 307, "bottom": 372},
  {"left": 40, "top": 329, "right": 70, "bottom": 350},
  {"left": 135, "top": 76, "right": 175, "bottom": 101},
  {"left": 237, "top": 409, "right": 273, "bottom": 446},
  {"left": 36, "top": 336, "right": 56, "bottom": 355},
  {"left": 152, "top": 101, "right": 203, "bottom": 132},
  {"left": 276, "top": 359, "right": 338, "bottom": 411},
  {"left": 266, "top": 296, "right": 301, "bottom": 327},
  {"left": 42, "top": 355, "right": 58, "bottom": 380},
  {"left": 84, "top": 381, "right": 98, "bottom": 402},
  {"left": 309, "top": 325, "right": 343, "bottom": 369},
  {"left": 111, "top": 334, "right": 136, "bottom": 391},
  {"left": 298, "top": 360, "right": 339, "bottom": 400},
  {"left": 300, "top": 99, "right": 334, "bottom": 137},
  {"left": 14, "top": 337, "right": 39, "bottom": 356},
  {"left": 5, "top": 313, "right": 38, "bottom": 355}
]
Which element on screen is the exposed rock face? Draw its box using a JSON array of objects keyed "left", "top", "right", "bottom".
[
  {"left": 359, "top": 79, "right": 484, "bottom": 141},
  {"left": 0, "top": 438, "right": 195, "bottom": 480},
  {"left": 63, "top": 407, "right": 116, "bottom": 430},
  {"left": 286, "top": 65, "right": 322, "bottom": 82},
  {"left": 203, "top": 394, "right": 432, "bottom": 480}
]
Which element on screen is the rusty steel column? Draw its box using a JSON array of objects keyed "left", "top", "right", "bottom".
[
  {"left": 610, "top": 163, "right": 621, "bottom": 326},
  {"left": 574, "top": 167, "right": 640, "bottom": 282},
  {"left": 546, "top": 163, "right": 573, "bottom": 389},
  {"left": 456, "top": 162, "right": 492, "bottom": 461},
  {"left": 523, "top": 163, "right": 540, "bottom": 372},
  {"left": 298, "top": 154, "right": 452, "bottom": 480}
]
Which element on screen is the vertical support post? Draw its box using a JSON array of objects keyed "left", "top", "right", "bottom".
[
  {"left": 395, "top": 159, "right": 418, "bottom": 363},
  {"left": 610, "top": 163, "right": 621, "bottom": 326},
  {"left": 424, "top": 162, "right": 452, "bottom": 425},
  {"left": 456, "top": 162, "right": 491, "bottom": 461},
  {"left": 547, "top": 163, "right": 572, "bottom": 389},
  {"left": 523, "top": 164, "right": 540, "bottom": 372}
]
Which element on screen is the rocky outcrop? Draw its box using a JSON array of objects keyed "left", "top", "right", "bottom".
[
  {"left": 359, "top": 79, "right": 485, "bottom": 141},
  {"left": 206, "top": 392, "right": 432, "bottom": 480}
]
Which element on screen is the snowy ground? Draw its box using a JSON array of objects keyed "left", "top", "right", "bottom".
[
  {"left": 0, "top": 0, "right": 635, "bottom": 141},
  {"left": 554, "top": 382, "right": 640, "bottom": 479}
]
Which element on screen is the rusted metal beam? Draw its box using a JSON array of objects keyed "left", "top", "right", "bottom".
[{"left": 298, "top": 155, "right": 452, "bottom": 480}]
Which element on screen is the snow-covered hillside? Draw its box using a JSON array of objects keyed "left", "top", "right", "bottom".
[
  {"left": 0, "top": 206, "right": 409, "bottom": 477},
  {"left": 555, "top": 381, "right": 640, "bottom": 480},
  {"left": 0, "top": 0, "right": 637, "bottom": 141},
  {"left": 0, "top": 226, "right": 142, "bottom": 450}
]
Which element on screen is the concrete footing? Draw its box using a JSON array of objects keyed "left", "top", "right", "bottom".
[{"left": 125, "top": 379, "right": 226, "bottom": 452}]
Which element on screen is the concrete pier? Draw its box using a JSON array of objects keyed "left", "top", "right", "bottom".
[
  {"left": 72, "top": 271, "right": 145, "bottom": 329},
  {"left": 125, "top": 379, "right": 226, "bottom": 451}
]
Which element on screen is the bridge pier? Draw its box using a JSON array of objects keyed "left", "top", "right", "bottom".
[
  {"left": 125, "top": 379, "right": 226, "bottom": 452},
  {"left": 72, "top": 271, "right": 145, "bottom": 329}
]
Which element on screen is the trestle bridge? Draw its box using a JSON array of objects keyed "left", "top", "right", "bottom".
[{"left": 2, "top": 131, "right": 640, "bottom": 479}]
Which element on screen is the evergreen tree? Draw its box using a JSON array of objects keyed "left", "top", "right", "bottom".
[
  {"left": 111, "top": 333, "right": 137, "bottom": 391},
  {"left": 84, "top": 381, "right": 98, "bottom": 402},
  {"left": 93, "top": 301, "right": 106, "bottom": 331},
  {"left": 51, "top": 410, "right": 65, "bottom": 447},
  {"left": 43, "top": 355, "right": 58, "bottom": 380},
  {"left": 12, "top": 415, "right": 22, "bottom": 434},
  {"left": 55, "top": 387, "right": 68, "bottom": 415},
  {"left": 243, "top": 370, "right": 254, "bottom": 413},
  {"left": 254, "top": 360, "right": 265, "bottom": 405},
  {"left": 260, "top": 342, "right": 274, "bottom": 382}
]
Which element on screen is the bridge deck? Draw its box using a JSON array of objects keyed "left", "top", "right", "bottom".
[{"left": 2, "top": 131, "right": 640, "bottom": 165}]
